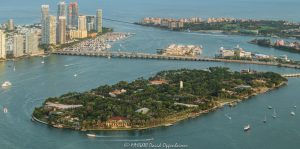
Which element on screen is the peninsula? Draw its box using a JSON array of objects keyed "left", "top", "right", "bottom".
[
  {"left": 32, "top": 67, "right": 287, "bottom": 131},
  {"left": 136, "top": 17, "right": 300, "bottom": 38},
  {"left": 250, "top": 38, "right": 300, "bottom": 53}
]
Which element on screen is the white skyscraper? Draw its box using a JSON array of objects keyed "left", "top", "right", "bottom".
[
  {"left": 25, "top": 33, "right": 39, "bottom": 55},
  {"left": 78, "top": 15, "right": 87, "bottom": 31},
  {"left": 57, "top": 16, "right": 66, "bottom": 44},
  {"left": 13, "top": 35, "right": 24, "bottom": 58},
  {"left": 41, "top": 5, "right": 49, "bottom": 44},
  {"left": 0, "top": 30, "right": 6, "bottom": 59},
  {"left": 46, "top": 15, "right": 57, "bottom": 45},
  {"left": 57, "top": 1, "right": 66, "bottom": 20},
  {"left": 96, "top": 9, "right": 103, "bottom": 33}
]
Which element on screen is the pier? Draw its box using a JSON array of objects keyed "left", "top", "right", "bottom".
[{"left": 52, "top": 50, "right": 300, "bottom": 69}]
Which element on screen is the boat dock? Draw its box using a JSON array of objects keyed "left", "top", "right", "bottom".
[{"left": 52, "top": 51, "right": 300, "bottom": 69}]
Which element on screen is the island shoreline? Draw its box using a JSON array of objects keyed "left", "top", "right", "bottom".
[{"left": 32, "top": 82, "right": 287, "bottom": 131}]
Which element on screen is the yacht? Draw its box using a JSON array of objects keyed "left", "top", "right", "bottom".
[
  {"left": 291, "top": 111, "right": 295, "bottom": 116},
  {"left": 272, "top": 109, "right": 277, "bottom": 118},
  {"left": 87, "top": 134, "right": 96, "bottom": 137},
  {"left": 3, "top": 107, "right": 8, "bottom": 113},
  {"left": 244, "top": 124, "right": 251, "bottom": 131},
  {"left": 2, "top": 81, "right": 12, "bottom": 88}
]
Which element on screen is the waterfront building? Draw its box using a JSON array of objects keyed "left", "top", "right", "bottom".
[
  {"left": 68, "top": 30, "right": 87, "bottom": 39},
  {"left": 41, "top": 5, "right": 50, "bottom": 44},
  {"left": 218, "top": 47, "right": 235, "bottom": 57},
  {"left": 57, "top": 16, "right": 66, "bottom": 44},
  {"left": 96, "top": 9, "right": 103, "bottom": 33},
  {"left": 46, "top": 15, "right": 56, "bottom": 45},
  {"left": 105, "top": 117, "right": 130, "bottom": 128},
  {"left": 275, "top": 40, "right": 285, "bottom": 46},
  {"left": 13, "top": 35, "right": 24, "bottom": 57},
  {"left": 0, "top": 30, "right": 6, "bottom": 59},
  {"left": 180, "top": 81, "right": 183, "bottom": 89},
  {"left": 57, "top": 1, "right": 66, "bottom": 21},
  {"left": 7, "top": 19, "right": 14, "bottom": 31},
  {"left": 67, "top": 2, "right": 79, "bottom": 28},
  {"left": 25, "top": 33, "right": 39, "bottom": 55},
  {"left": 78, "top": 15, "right": 87, "bottom": 31},
  {"left": 217, "top": 45, "right": 252, "bottom": 58},
  {"left": 86, "top": 15, "right": 95, "bottom": 32}
]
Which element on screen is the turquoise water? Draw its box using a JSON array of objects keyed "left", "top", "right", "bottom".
[{"left": 1, "top": 0, "right": 300, "bottom": 149}]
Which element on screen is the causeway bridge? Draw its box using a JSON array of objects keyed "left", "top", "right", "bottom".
[
  {"left": 281, "top": 73, "right": 300, "bottom": 78},
  {"left": 52, "top": 50, "right": 300, "bottom": 70}
]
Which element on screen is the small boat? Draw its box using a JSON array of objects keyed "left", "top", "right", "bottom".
[
  {"left": 108, "top": 56, "right": 111, "bottom": 59},
  {"left": 13, "top": 66, "right": 16, "bottom": 71},
  {"left": 163, "top": 123, "right": 173, "bottom": 127},
  {"left": 244, "top": 124, "right": 250, "bottom": 131},
  {"left": 263, "top": 113, "right": 267, "bottom": 123},
  {"left": 41, "top": 57, "right": 45, "bottom": 64},
  {"left": 3, "top": 107, "right": 8, "bottom": 113},
  {"left": 272, "top": 109, "right": 277, "bottom": 118},
  {"left": 294, "top": 106, "right": 297, "bottom": 108},
  {"left": 2, "top": 81, "right": 12, "bottom": 88},
  {"left": 225, "top": 114, "right": 232, "bottom": 120},
  {"left": 87, "top": 134, "right": 96, "bottom": 137},
  {"left": 291, "top": 111, "right": 295, "bottom": 116},
  {"left": 145, "top": 138, "right": 154, "bottom": 141},
  {"left": 74, "top": 74, "right": 78, "bottom": 77},
  {"left": 268, "top": 106, "right": 273, "bottom": 109}
]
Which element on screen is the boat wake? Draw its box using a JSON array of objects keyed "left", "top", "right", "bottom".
[{"left": 64, "top": 64, "right": 76, "bottom": 67}]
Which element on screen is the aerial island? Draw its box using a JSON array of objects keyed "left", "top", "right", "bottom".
[
  {"left": 32, "top": 67, "right": 287, "bottom": 131},
  {"left": 250, "top": 38, "right": 300, "bottom": 53},
  {"left": 136, "top": 17, "right": 300, "bottom": 38}
]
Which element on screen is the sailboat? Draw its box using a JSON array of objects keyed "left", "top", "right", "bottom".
[
  {"left": 263, "top": 113, "right": 267, "bottom": 123},
  {"left": 272, "top": 109, "right": 277, "bottom": 118}
]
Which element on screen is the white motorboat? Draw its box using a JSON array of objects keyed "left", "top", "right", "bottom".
[
  {"left": 2, "top": 81, "right": 12, "bottom": 88},
  {"left": 244, "top": 124, "right": 250, "bottom": 131},
  {"left": 3, "top": 107, "right": 8, "bottom": 113},
  {"left": 74, "top": 74, "right": 78, "bottom": 77},
  {"left": 291, "top": 111, "right": 295, "bottom": 116},
  {"left": 87, "top": 134, "right": 96, "bottom": 137}
]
